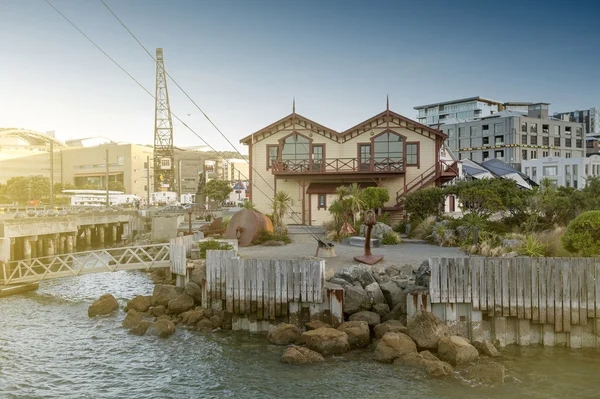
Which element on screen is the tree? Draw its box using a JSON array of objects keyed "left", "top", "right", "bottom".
[
  {"left": 562, "top": 210, "right": 600, "bottom": 256},
  {"left": 272, "top": 190, "right": 292, "bottom": 231},
  {"left": 342, "top": 182, "right": 365, "bottom": 223},
  {"left": 358, "top": 187, "right": 390, "bottom": 211},
  {"left": 6, "top": 176, "right": 50, "bottom": 202},
  {"left": 204, "top": 179, "right": 232, "bottom": 205},
  {"left": 108, "top": 181, "right": 126, "bottom": 192},
  {"left": 402, "top": 187, "right": 445, "bottom": 223}
]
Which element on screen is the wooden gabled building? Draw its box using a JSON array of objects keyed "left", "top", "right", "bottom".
[{"left": 240, "top": 104, "right": 458, "bottom": 225}]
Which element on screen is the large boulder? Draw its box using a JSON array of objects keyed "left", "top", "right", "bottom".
[
  {"left": 152, "top": 284, "right": 183, "bottom": 307},
  {"left": 343, "top": 285, "right": 371, "bottom": 315},
  {"left": 361, "top": 222, "right": 393, "bottom": 241},
  {"left": 146, "top": 319, "right": 176, "bottom": 338},
  {"left": 130, "top": 320, "right": 152, "bottom": 336},
  {"left": 473, "top": 340, "right": 501, "bottom": 357},
  {"left": 365, "top": 282, "right": 386, "bottom": 305},
  {"left": 268, "top": 323, "right": 301, "bottom": 345},
  {"left": 167, "top": 294, "right": 195, "bottom": 314},
  {"left": 348, "top": 311, "right": 380, "bottom": 328},
  {"left": 414, "top": 261, "right": 431, "bottom": 287},
  {"left": 394, "top": 350, "right": 453, "bottom": 377},
  {"left": 461, "top": 360, "right": 506, "bottom": 385},
  {"left": 151, "top": 305, "right": 167, "bottom": 317},
  {"left": 301, "top": 328, "right": 350, "bottom": 356},
  {"left": 407, "top": 311, "right": 447, "bottom": 350},
  {"left": 189, "top": 262, "right": 206, "bottom": 286},
  {"left": 337, "top": 321, "right": 370, "bottom": 349},
  {"left": 379, "top": 280, "right": 405, "bottom": 309},
  {"left": 338, "top": 265, "right": 376, "bottom": 288},
  {"left": 184, "top": 281, "right": 203, "bottom": 304},
  {"left": 306, "top": 320, "right": 332, "bottom": 331},
  {"left": 374, "top": 320, "right": 408, "bottom": 339},
  {"left": 186, "top": 310, "right": 205, "bottom": 326},
  {"left": 88, "top": 294, "right": 119, "bottom": 317},
  {"left": 281, "top": 346, "right": 325, "bottom": 365},
  {"left": 122, "top": 309, "right": 143, "bottom": 329},
  {"left": 374, "top": 332, "right": 417, "bottom": 363},
  {"left": 382, "top": 303, "right": 405, "bottom": 323},
  {"left": 125, "top": 295, "right": 152, "bottom": 313},
  {"left": 372, "top": 303, "right": 390, "bottom": 317},
  {"left": 438, "top": 336, "right": 479, "bottom": 366},
  {"left": 197, "top": 318, "right": 213, "bottom": 332}
]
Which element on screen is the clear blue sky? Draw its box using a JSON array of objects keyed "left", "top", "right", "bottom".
[{"left": 2, "top": 0, "right": 599, "bottom": 154}]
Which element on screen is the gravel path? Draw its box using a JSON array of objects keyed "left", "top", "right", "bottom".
[{"left": 238, "top": 236, "right": 468, "bottom": 273}]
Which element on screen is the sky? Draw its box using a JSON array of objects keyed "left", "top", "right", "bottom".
[{"left": 2, "top": 0, "right": 599, "bottom": 155}]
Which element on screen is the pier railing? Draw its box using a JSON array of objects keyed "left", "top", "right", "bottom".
[{"left": 2, "top": 243, "right": 170, "bottom": 285}]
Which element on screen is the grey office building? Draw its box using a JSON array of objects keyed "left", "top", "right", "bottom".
[
  {"left": 553, "top": 107, "right": 598, "bottom": 135},
  {"left": 439, "top": 103, "right": 585, "bottom": 170}
]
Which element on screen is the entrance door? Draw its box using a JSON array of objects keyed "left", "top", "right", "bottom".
[{"left": 359, "top": 144, "right": 371, "bottom": 171}]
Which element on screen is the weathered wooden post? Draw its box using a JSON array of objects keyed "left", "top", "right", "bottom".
[{"left": 354, "top": 210, "right": 383, "bottom": 265}]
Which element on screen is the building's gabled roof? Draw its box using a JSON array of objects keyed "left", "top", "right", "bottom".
[{"left": 240, "top": 109, "right": 447, "bottom": 145}]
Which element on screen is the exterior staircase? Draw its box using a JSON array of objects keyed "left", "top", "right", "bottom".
[{"left": 394, "top": 160, "right": 459, "bottom": 208}]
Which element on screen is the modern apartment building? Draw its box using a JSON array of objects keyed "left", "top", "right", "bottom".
[
  {"left": 440, "top": 103, "right": 585, "bottom": 169},
  {"left": 522, "top": 155, "right": 600, "bottom": 189},
  {"left": 553, "top": 107, "right": 598, "bottom": 135},
  {"left": 240, "top": 107, "right": 458, "bottom": 225},
  {"left": 414, "top": 97, "right": 531, "bottom": 126}
]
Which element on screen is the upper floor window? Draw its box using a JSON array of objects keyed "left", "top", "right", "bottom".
[
  {"left": 281, "top": 133, "right": 310, "bottom": 161},
  {"left": 530, "top": 123, "right": 538, "bottom": 133},
  {"left": 373, "top": 131, "right": 403, "bottom": 163},
  {"left": 406, "top": 143, "right": 419, "bottom": 166},
  {"left": 266, "top": 145, "right": 279, "bottom": 169}
]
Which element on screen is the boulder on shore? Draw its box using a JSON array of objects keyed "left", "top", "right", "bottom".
[
  {"left": 146, "top": 319, "right": 176, "bottom": 338},
  {"left": 130, "top": 320, "right": 152, "bottom": 336},
  {"left": 407, "top": 311, "right": 447, "bottom": 349},
  {"left": 197, "top": 318, "right": 213, "bottom": 332},
  {"left": 461, "top": 360, "right": 506, "bottom": 385},
  {"left": 374, "top": 320, "right": 408, "bottom": 339},
  {"left": 184, "top": 281, "right": 203, "bottom": 304},
  {"left": 122, "top": 309, "right": 143, "bottom": 329},
  {"left": 343, "top": 285, "right": 371, "bottom": 315},
  {"left": 301, "top": 328, "right": 350, "bottom": 356},
  {"left": 337, "top": 321, "right": 370, "bottom": 349},
  {"left": 281, "top": 346, "right": 325, "bottom": 365},
  {"left": 394, "top": 350, "right": 453, "bottom": 377},
  {"left": 268, "top": 323, "right": 301, "bottom": 345},
  {"left": 348, "top": 311, "right": 381, "bottom": 328},
  {"left": 88, "top": 294, "right": 119, "bottom": 317},
  {"left": 473, "top": 340, "right": 501, "bottom": 357},
  {"left": 374, "top": 332, "right": 417, "bottom": 363},
  {"left": 168, "top": 294, "right": 195, "bottom": 314},
  {"left": 125, "top": 295, "right": 152, "bottom": 313},
  {"left": 371, "top": 303, "right": 391, "bottom": 317},
  {"left": 438, "top": 336, "right": 479, "bottom": 366},
  {"left": 152, "top": 284, "right": 183, "bottom": 307},
  {"left": 306, "top": 320, "right": 332, "bottom": 331}
]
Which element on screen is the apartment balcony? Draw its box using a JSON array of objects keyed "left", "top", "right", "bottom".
[{"left": 271, "top": 158, "right": 404, "bottom": 177}]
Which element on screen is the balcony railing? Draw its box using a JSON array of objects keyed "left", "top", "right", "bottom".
[{"left": 271, "top": 158, "right": 404, "bottom": 175}]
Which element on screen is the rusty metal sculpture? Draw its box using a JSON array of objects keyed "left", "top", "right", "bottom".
[
  {"left": 354, "top": 209, "right": 384, "bottom": 265},
  {"left": 224, "top": 208, "right": 274, "bottom": 247}
]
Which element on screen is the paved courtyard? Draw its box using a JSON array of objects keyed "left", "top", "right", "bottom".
[{"left": 237, "top": 234, "right": 468, "bottom": 273}]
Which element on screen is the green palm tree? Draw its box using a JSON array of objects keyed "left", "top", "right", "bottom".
[
  {"left": 343, "top": 183, "right": 365, "bottom": 223},
  {"left": 240, "top": 200, "right": 257, "bottom": 211},
  {"left": 272, "top": 190, "right": 292, "bottom": 231},
  {"left": 328, "top": 199, "right": 346, "bottom": 231}
]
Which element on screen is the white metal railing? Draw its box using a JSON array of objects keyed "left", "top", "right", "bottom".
[{"left": 2, "top": 243, "right": 170, "bottom": 285}]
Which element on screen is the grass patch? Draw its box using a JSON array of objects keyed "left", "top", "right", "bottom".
[
  {"left": 252, "top": 229, "right": 292, "bottom": 245},
  {"left": 198, "top": 239, "right": 234, "bottom": 259}
]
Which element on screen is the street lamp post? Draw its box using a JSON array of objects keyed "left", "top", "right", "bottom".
[{"left": 105, "top": 148, "right": 110, "bottom": 208}]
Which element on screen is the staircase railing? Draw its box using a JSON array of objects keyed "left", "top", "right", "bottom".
[{"left": 395, "top": 160, "right": 458, "bottom": 205}]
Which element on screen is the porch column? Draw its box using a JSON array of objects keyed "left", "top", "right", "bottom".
[
  {"left": 66, "top": 235, "right": 74, "bottom": 254},
  {"left": 23, "top": 237, "right": 32, "bottom": 260},
  {"left": 98, "top": 226, "right": 105, "bottom": 245},
  {"left": 85, "top": 227, "right": 92, "bottom": 247}
]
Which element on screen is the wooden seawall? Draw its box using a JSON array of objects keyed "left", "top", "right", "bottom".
[
  {"left": 201, "top": 250, "right": 343, "bottom": 332},
  {"left": 407, "top": 257, "right": 600, "bottom": 348}
]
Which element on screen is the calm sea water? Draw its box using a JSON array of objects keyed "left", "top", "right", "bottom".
[{"left": 1, "top": 271, "right": 600, "bottom": 399}]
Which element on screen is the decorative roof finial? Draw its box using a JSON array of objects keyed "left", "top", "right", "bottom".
[
  {"left": 293, "top": 97, "right": 296, "bottom": 114},
  {"left": 386, "top": 95, "right": 389, "bottom": 112}
]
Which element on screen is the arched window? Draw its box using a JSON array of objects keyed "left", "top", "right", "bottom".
[
  {"left": 373, "top": 131, "right": 403, "bottom": 163},
  {"left": 281, "top": 133, "right": 310, "bottom": 161}
]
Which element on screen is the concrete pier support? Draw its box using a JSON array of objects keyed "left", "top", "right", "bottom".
[
  {"left": 23, "top": 238, "right": 32, "bottom": 260},
  {"left": 45, "top": 238, "right": 55, "bottom": 257},
  {"left": 1, "top": 237, "right": 11, "bottom": 283},
  {"left": 66, "top": 235, "right": 74, "bottom": 253},
  {"left": 85, "top": 228, "right": 92, "bottom": 247},
  {"left": 59, "top": 235, "right": 66, "bottom": 254},
  {"left": 112, "top": 225, "right": 118, "bottom": 243},
  {"left": 98, "top": 226, "right": 105, "bottom": 245},
  {"left": 31, "top": 238, "right": 37, "bottom": 258},
  {"left": 37, "top": 240, "right": 43, "bottom": 258}
]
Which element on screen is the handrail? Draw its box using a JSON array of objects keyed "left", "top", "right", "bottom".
[
  {"left": 271, "top": 157, "right": 404, "bottom": 174},
  {"left": 395, "top": 160, "right": 459, "bottom": 203}
]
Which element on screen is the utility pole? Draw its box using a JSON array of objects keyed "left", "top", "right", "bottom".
[
  {"left": 105, "top": 148, "right": 110, "bottom": 208},
  {"left": 50, "top": 141, "right": 54, "bottom": 209}
]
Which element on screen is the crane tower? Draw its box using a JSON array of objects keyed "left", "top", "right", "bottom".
[{"left": 153, "top": 48, "right": 175, "bottom": 193}]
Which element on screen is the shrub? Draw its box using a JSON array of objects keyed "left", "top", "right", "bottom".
[
  {"left": 402, "top": 187, "right": 445, "bottom": 223},
  {"left": 561, "top": 211, "right": 600, "bottom": 256},
  {"left": 393, "top": 220, "right": 407, "bottom": 234},
  {"left": 322, "top": 219, "right": 337, "bottom": 234},
  {"left": 381, "top": 231, "right": 402, "bottom": 245},
  {"left": 377, "top": 212, "right": 391, "bottom": 226},
  {"left": 198, "top": 239, "right": 234, "bottom": 259},
  {"left": 535, "top": 227, "right": 571, "bottom": 257},
  {"left": 410, "top": 216, "right": 436, "bottom": 241},
  {"left": 222, "top": 217, "right": 230, "bottom": 230},
  {"left": 517, "top": 236, "right": 547, "bottom": 257},
  {"left": 252, "top": 229, "right": 291, "bottom": 245}
]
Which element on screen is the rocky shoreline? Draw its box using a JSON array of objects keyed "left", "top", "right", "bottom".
[{"left": 87, "top": 260, "right": 507, "bottom": 386}]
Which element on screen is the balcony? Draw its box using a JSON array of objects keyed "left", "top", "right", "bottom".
[{"left": 271, "top": 158, "right": 404, "bottom": 176}]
